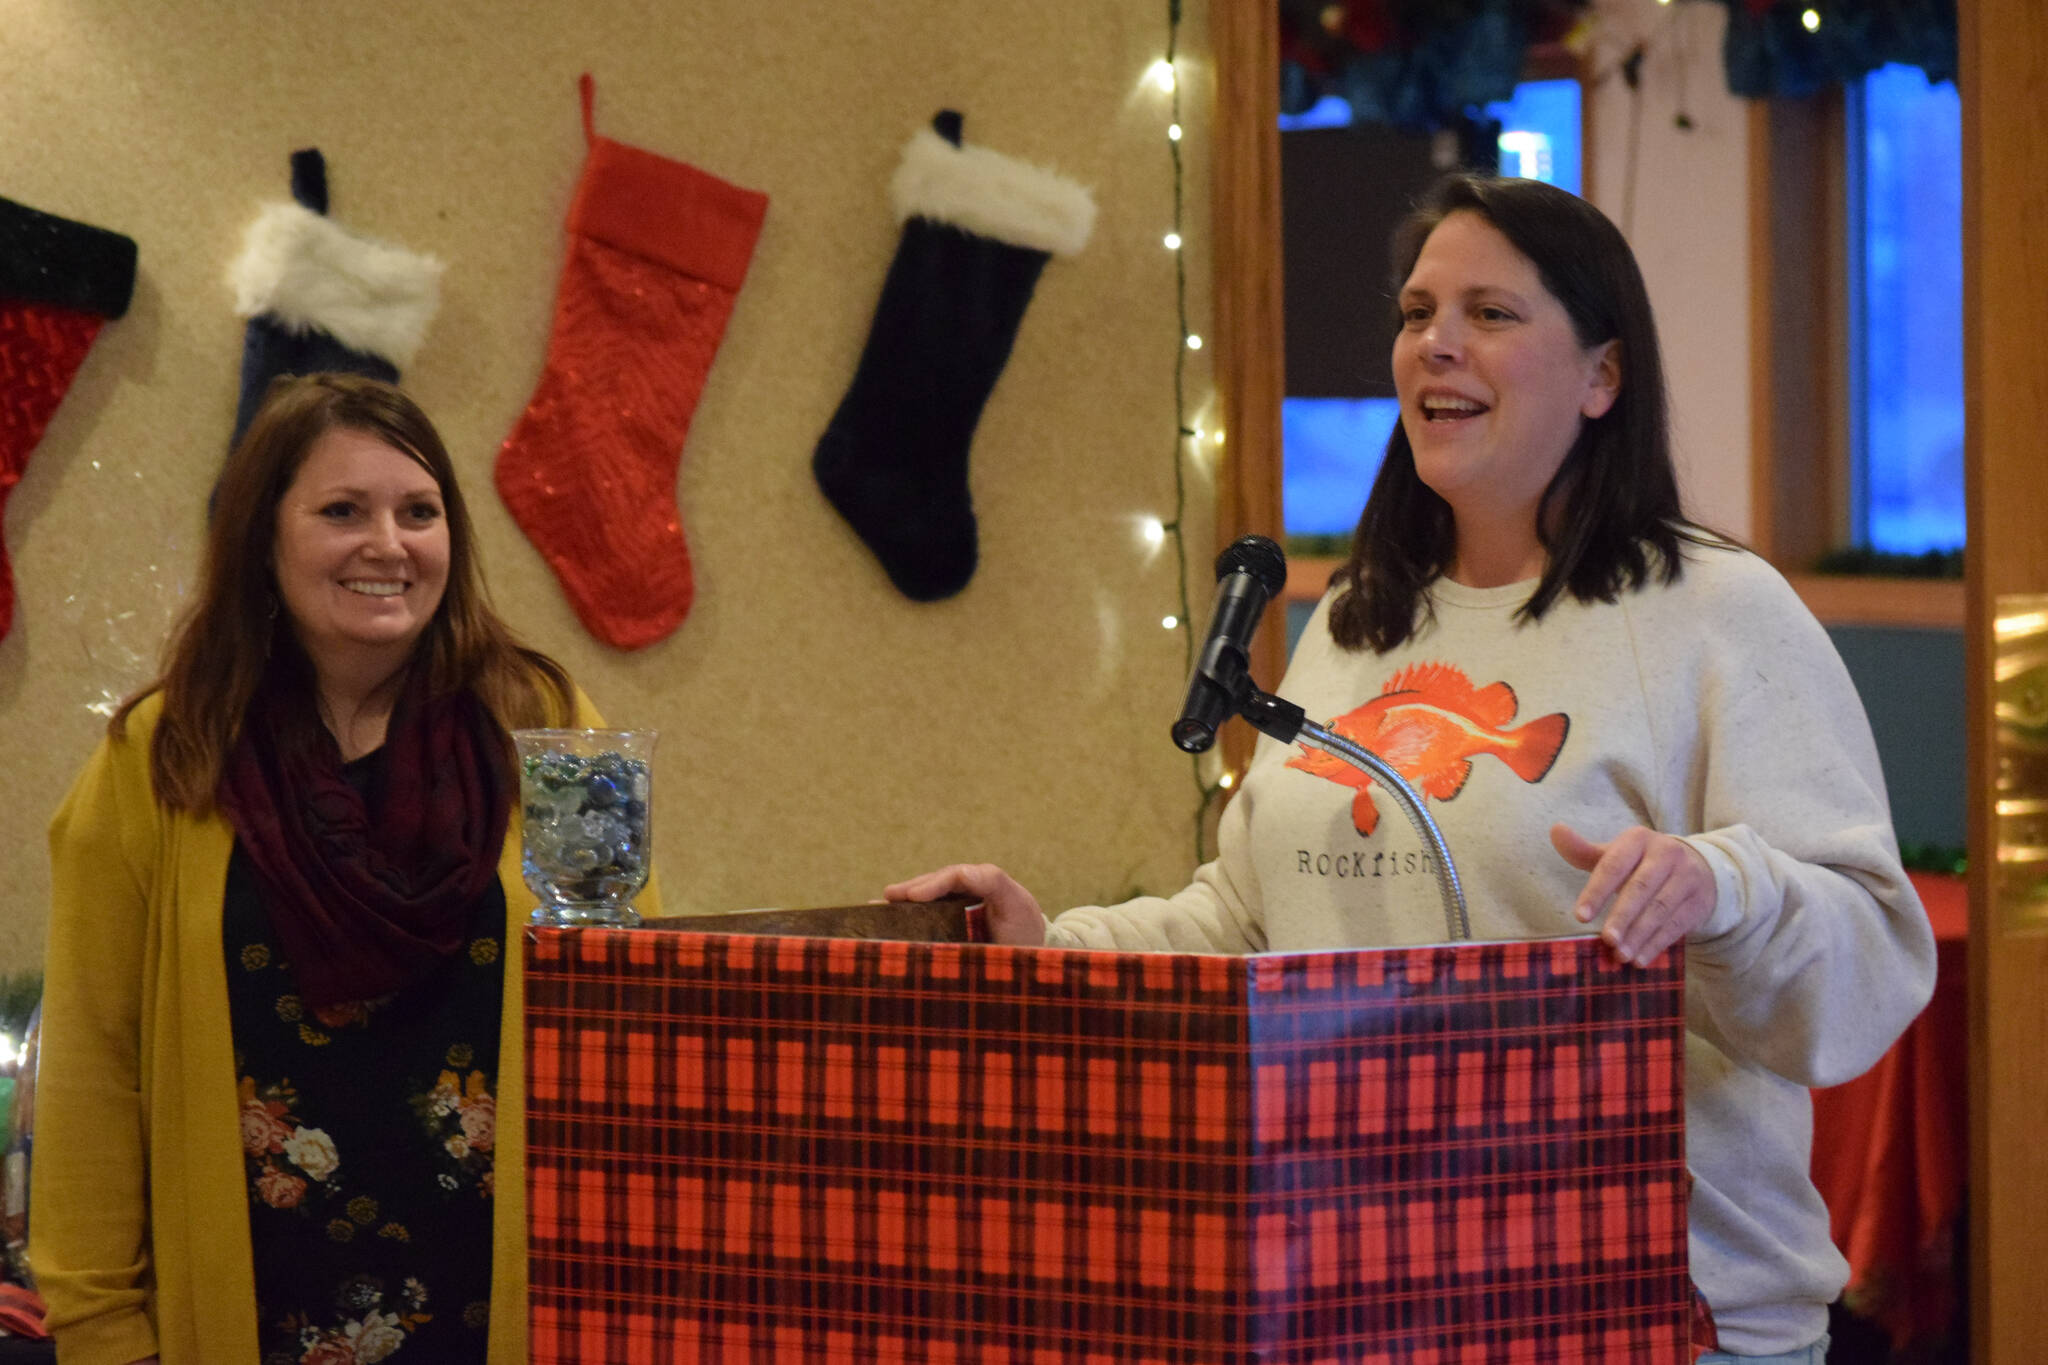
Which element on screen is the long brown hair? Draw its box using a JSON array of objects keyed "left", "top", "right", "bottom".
[
  {"left": 1328, "top": 173, "right": 1719, "bottom": 653},
  {"left": 117, "top": 373, "right": 571, "bottom": 810}
]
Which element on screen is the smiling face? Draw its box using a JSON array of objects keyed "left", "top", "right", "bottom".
[
  {"left": 1392, "top": 209, "right": 1620, "bottom": 576},
  {"left": 271, "top": 425, "right": 451, "bottom": 686}
]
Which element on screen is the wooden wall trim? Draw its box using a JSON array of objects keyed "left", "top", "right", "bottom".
[
  {"left": 1965, "top": 0, "right": 2048, "bottom": 1358},
  {"left": 1209, "top": 0, "right": 1287, "bottom": 778},
  {"left": 1780, "top": 574, "right": 1962, "bottom": 630},
  {"left": 1748, "top": 92, "right": 1848, "bottom": 571}
]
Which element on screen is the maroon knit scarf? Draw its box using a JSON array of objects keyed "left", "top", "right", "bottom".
[{"left": 217, "top": 670, "right": 512, "bottom": 1008}]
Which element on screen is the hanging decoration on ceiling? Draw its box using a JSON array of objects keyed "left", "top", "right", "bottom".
[
  {"left": 225, "top": 149, "right": 444, "bottom": 454},
  {"left": 496, "top": 74, "right": 769, "bottom": 651},
  {"left": 1278, "top": 0, "right": 1595, "bottom": 129},
  {"left": 0, "top": 194, "right": 137, "bottom": 646},
  {"left": 813, "top": 110, "right": 1095, "bottom": 603},
  {"left": 1710, "top": 0, "right": 1956, "bottom": 99}
]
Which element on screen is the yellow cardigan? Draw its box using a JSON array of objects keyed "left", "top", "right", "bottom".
[{"left": 33, "top": 686, "right": 634, "bottom": 1365}]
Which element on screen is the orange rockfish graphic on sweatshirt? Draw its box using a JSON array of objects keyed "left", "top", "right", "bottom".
[{"left": 1286, "top": 661, "right": 1569, "bottom": 836}]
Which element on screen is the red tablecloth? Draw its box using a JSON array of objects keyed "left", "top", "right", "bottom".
[{"left": 1809, "top": 870, "right": 1967, "bottom": 1350}]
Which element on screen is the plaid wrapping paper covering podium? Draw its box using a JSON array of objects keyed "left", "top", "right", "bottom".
[{"left": 524, "top": 926, "right": 1688, "bottom": 1363}]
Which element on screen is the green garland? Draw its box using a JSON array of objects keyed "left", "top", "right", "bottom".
[
  {"left": 1283, "top": 532, "right": 1353, "bottom": 561},
  {"left": 1811, "top": 545, "right": 1963, "bottom": 579},
  {"left": 1714, "top": 0, "right": 1957, "bottom": 99},
  {"left": 1898, "top": 842, "right": 1966, "bottom": 876},
  {"left": 1156, "top": 0, "right": 1219, "bottom": 868}
]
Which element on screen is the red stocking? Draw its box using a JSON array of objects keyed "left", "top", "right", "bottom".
[
  {"left": 0, "top": 303, "right": 103, "bottom": 640},
  {"left": 0, "top": 194, "right": 137, "bottom": 643},
  {"left": 496, "top": 76, "right": 769, "bottom": 650}
]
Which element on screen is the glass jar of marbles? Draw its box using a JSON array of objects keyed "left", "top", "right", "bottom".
[{"left": 513, "top": 728, "right": 655, "bottom": 927}]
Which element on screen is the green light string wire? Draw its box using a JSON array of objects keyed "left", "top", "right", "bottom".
[{"left": 1161, "top": 0, "right": 1226, "bottom": 866}]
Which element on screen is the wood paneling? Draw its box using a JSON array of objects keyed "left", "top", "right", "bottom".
[
  {"left": 1748, "top": 94, "right": 1850, "bottom": 570},
  {"left": 1964, "top": 1, "right": 2048, "bottom": 1359},
  {"left": 1209, "top": 0, "right": 1287, "bottom": 777},
  {"left": 1781, "top": 574, "right": 1963, "bottom": 630}
]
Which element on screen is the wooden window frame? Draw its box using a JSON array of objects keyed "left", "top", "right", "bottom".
[
  {"left": 1751, "top": 94, "right": 1965, "bottom": 628},
  {"left": 1208, "top": 1, "right": 1288, "bottom": 782}
]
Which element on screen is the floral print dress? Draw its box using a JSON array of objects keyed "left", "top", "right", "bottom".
[{"left": 224, "top": 752, "right": 508, "bottom": 1365}]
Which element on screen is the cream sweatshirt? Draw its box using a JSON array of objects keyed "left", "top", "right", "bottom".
[{"left": 1047, "top": 542, "right": 1936, "bottom": 1355}]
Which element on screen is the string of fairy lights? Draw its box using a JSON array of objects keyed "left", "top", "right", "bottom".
[
  {"left": 1656, "top": 0, "right": 1826, "bottom": 33},
  {"left": 1141, "top": 0, "right": 1234, "bottom": 866}
]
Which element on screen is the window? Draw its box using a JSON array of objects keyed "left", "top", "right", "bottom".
[
  {"left": 1281, "top": 396, "right": 1399, "bottom": 536},
  {"left": 1485, "top": 78, "right": 1583, "bottom": 195},
  {"left": 1279, "top": 79, "right": 1583, "bottom": 542},
  {"left": 1751, "top": 71, "right": 1965, "bottom": 625},
  {"left": 1849, "top": 64, "right": 1963, "bottom": 555}
]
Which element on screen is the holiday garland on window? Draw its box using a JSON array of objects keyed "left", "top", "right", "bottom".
[
  {"left": 1279, "top": 1, "right": 1956, "bottom": 125},
  {"left": 1713, "top": 0, "right": 1956, "bottom": 98},
  {"left": 1278, "top": 0, "right": 1595, "bottom": 129}
]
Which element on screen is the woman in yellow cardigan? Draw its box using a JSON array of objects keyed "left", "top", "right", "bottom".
[{"left": 34, "top": 374, "right": 629, "bottom": 1365}]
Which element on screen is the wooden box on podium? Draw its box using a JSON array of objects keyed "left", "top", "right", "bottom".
[{"left": 523, "top": 904, "right": 1688, "bottom": 1364}]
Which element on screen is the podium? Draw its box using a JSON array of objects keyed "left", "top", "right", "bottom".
[{"left": 524, "top": 904, "right": 1689, "bottom": 1363}]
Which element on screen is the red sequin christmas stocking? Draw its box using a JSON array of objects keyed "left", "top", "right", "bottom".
[
  {"left": 497, "top": 76, "right": 768, "bottom": 650},
  {"left": 0, "top": 195, "right": 137, "bottom": 644}
]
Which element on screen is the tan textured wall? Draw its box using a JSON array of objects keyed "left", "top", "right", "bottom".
[{"left": 0, "top": 0, "right": 1219, "bottom": 967}]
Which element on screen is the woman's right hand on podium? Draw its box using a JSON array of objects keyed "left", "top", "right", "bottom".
[{"left": 885, "top": 864, "right": 1048, "bottom": 946}]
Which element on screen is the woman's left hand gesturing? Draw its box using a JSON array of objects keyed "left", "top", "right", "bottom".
[{"left": 1550, "top": 823, "right": 1716, "bottom": 967}]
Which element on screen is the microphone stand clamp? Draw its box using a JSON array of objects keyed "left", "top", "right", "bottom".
[{"left": 1232, "top": 685, "right": 1471, "bottom": 942}]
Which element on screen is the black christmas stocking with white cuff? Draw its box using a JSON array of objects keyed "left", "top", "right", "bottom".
[
  {"left": 0, "top": 193, "right": 137, "bottom": 644},
  {"left": 813, "top": 111, "right": 1095, "bottom": 601},
  {"left": 226, "top": 149, "right": 444, "bottom": 450}
]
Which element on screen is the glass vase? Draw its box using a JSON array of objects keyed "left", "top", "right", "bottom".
[{"left": 513, "top": 728, "right": 655, "bottom": 927}]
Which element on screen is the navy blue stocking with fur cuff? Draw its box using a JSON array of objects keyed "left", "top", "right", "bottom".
[
  {"left": 226, "top": 149, "right": 443, "bottom": 451},
  {"left": 813, "top": 112, "right": 1095, "bottom": 601}
]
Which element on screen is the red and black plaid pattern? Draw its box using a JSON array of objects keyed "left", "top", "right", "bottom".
[{"left": 525, "top": 931, "right": 1687, "bottom": 1364}]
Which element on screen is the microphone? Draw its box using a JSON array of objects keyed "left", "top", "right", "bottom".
[{"left": 1171, "top": 535, "right": 1287, "bottom": 753}]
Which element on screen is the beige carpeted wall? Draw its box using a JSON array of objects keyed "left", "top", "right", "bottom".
[{"left": 0, "top": 0, "right": 1220, "bottom": 967}]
